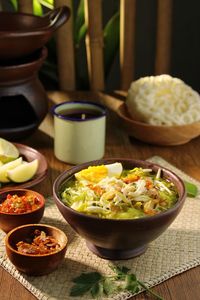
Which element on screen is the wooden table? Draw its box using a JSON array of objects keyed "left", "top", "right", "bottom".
[{"left": 1, "top": 91, "right": 200, "bottom": 300}]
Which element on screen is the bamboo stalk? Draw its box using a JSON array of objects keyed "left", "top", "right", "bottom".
[
  {"left": 155, "top": 0, "right": 173, "bottom": 75},
  {"left": 120, "top": 0, "right": 136, "bottom": 90},
  {"left": 55, "top": 0, "right": 76, "bottom": 91},
  {"left": 84, "top": 0, "right": 104, "bottom": 91},
  {"left": 18, "top": 0, "right": 33, "bottom": 13}
]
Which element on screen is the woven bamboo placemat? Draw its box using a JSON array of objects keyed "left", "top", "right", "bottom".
[{"left": 0, "top": 156, "right": 200, "bottom": 300}]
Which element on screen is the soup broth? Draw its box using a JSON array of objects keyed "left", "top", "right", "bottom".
[{"left": 61, "top": 163, "right": 178, "bottom": 220}]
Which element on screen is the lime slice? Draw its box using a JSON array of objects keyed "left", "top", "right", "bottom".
[
  {"left": 0, "top": 138, "right": 19, "bottom": 163},
  {"left": 7, "top": 159, "right": 39, "bottom": 183},
  {"left": 0, "top": 157, "right": 22, "bottom": 183}
]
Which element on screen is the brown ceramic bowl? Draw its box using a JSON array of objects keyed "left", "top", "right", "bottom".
[
  {"left": 0, "top": 144, "right": 48, "bottom": 192},
  {"left": 5, "top": 224, "right": 68, "bottom": 276},
  {"left": 0, "top": 6, "right": 70, "bottom": 61},
  {"left": 0, "top": 189, "right": 45, "bottom": 233},
  {"left": 53, "top": 158, "right": 186, "bottom": 260}
]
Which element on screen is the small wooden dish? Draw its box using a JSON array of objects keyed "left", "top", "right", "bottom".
[
  {"left": 5, "top": 224, "right": 68, "bottom": 276},
  {"left": 103, "top": 97, "right": 200, "bottom": 146}
]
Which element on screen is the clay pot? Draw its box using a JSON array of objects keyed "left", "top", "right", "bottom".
[{"left": 0, "top": 6, "right": 71, "bottom": 140}]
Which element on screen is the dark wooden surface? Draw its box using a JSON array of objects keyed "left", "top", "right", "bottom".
[{"left": 1, "top": 91, "right": 200, "bottom": 300}]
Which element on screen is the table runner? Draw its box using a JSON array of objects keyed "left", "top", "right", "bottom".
[{"left": 1, "top": 156, "right": 200, "bottom": 300}]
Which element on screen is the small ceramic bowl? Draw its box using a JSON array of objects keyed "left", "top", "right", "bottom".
[
  {"left": 0, "top": 143, "right": 48, "bottom": 192},
  {"left": 0, "top": 189, "right": 45, "bottom": 233},
  {"left": 5, "top": 224, "right": 68, "bottom": 276},
  {"left": 53, "top": 158, "right": 186, "bottom": 260}
]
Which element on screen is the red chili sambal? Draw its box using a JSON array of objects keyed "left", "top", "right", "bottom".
[
  {"left": 16, "top": 229, "right": 61, "bottom": 255},
  {"left": 0, "top": 193, "right": 41, "bottom": 214}
]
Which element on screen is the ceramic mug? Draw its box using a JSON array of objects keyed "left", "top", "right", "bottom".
[{"left": 51, "top": 101, "right": 106, "bottom": 164}]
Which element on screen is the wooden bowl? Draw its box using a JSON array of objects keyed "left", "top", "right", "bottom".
[
  {"left": 0, "top": 189, "right": 45, "bottom": 233},
  {"left": 5, "top": 224, "right": 68, "bottom": 276},
  {"left": 53, "top": 158, "right": 186, "bottom": 260},
  {"left": 103, "top": 97, "right": 200, "bottom": 146}
]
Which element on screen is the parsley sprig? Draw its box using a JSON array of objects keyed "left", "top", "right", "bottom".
[{"left": 70, "top": 265, "right": 164, "bottom": 299}]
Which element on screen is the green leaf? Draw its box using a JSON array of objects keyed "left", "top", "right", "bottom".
[
  {"left": 10, "top": 0, "right": 17, "bottom": 10},
  {"left": 69, "top": 266, "right": 163, "bottom": 299},
  {"left": 91, "top": 282, "right": 104, "bottom": 298},
  {"left": 124, "top": 274, "right": 139, "bottom": 293},
  {"left": 74, "top": 0, "right": 85, "bottom": 44},
  {"left": 103, "top": 278, "right": 118, "bottom": 295},
  {"left": 70, "top": 283, "right": 92, "bottom": 297},
  {"left": 38, "top": 0, "right": 54, "bottom": 9},
  {"left": 76, "top": 23, "right": 87, "bottom": 47},
  {"left": 70, "top": 272, "right": 103, "bottom": 298},
  {"left": 10, "top": 0, "right": 50, "bottom": 15},
  {"left": 72, "top": 272, "right": 102, "bottom": 284},
  {"left": 109, "top": 264, "right": 130, "bottom": 279},
  {"left": 33, "top": 0, "right": 43, "bottom": 16},
  {"left": 184, "top": 181, "right": 198, "bottom": 197},
  {"left": 75, "top": 0, "right": 85, "bottom": 28},
  {"left": 125, "top": 273, "right": 137, "bottom": 283}
]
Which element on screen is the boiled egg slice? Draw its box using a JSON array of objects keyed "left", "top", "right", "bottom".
[{"left": 75, "top": 162, "right": 123, "bottom": 183}]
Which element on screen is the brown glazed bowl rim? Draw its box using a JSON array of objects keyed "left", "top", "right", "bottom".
[
  {"left": 53, "top": 158, "right": 186, "bottom": 222},
  {"left": 0, "top": 11, "right": 51, "bottom": 36},
  {"left": 5, "top": 223, "right": 68, "bottom": 257},
  {"left": 0, "top": 6, "right": 70, "bottom": 36},
  {"left": 0, "top": 188, "right": 45, "bottom": 216}
]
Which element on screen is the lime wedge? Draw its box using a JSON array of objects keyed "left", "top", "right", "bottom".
[
  {"left": 7, "top": 159, "right": 39, "bottom": 183},
  {"left": 0, "top": 157, "right": 22, "bottom": 182},
  {"left": 0, "top": 138, "right": 19, "bottom": 163}
]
